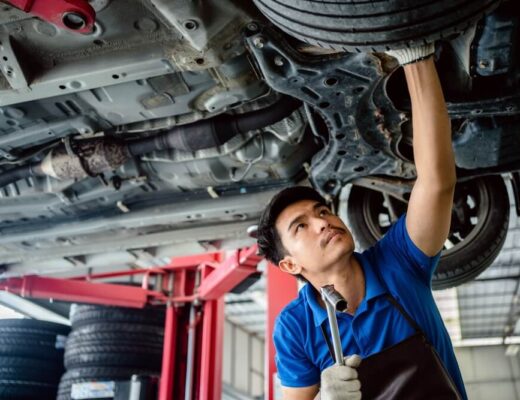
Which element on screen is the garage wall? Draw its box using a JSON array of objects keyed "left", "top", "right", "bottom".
[
  {"left": 221, "top": 333, "right": 520, "bottom": 400},
  {"left": 222, "top": 319, "right": 264, "bottom": 399},
  {"left": 456, "top": 345, "right": 520, "bottom": 399}
]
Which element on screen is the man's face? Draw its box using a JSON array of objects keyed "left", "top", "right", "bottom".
[{"left": 275, "top": 199, "right": 355, "bottom": 281}]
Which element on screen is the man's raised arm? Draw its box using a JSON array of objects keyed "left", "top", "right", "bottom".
[{"left": 401, "top": 54, "right": 456, "bottom": 257}]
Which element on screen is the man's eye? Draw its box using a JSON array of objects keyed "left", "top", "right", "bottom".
[
  {"left": 296, "top": 223, "right": 305, "bottom": 232},
  {"left": 319, "top": 209, "right": 330, "bottom": 216}
]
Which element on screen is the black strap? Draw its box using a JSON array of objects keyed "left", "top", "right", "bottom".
[
  {"left": 320, "top": 324, "right": 336, "bottom": 363},
  {"left": 319, "top": 294, "right": 424, "bottom": 362},
  {"left": 384, "top": 294, "right": 423, "bottom": 333}
]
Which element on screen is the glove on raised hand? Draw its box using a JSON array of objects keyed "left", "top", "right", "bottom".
[
  {"left": 320, "top": 354, "right": 362, "bottom": 400},
  {"left": 386, "top": 43, "right": 435, "bottom": 66}
]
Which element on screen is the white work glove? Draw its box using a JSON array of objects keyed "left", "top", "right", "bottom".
[
  {"left": 386, "top": 42, "right": 435, "bottom": 65},
  {"left": 320, "top": 354, "right": 362, "bottom": 400}
]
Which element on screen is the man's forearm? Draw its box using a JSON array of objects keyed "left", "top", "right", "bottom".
[{"left": 403, "top": 58, "right": 456, "bottom": 188}]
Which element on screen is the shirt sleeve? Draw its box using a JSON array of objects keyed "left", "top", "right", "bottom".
[
  {"left": 376, "top": 213, "right": 442, "bottom": 283},
  {"left": 273, "top": 314, "right": 320, "bottom": 387}
]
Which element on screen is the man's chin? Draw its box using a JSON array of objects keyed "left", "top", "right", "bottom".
[
  {"left": 323, "top": 244, "right": 355, "bottom": 266},
  {"left": 329, "top": 235, "right": 355, "bottom": 252}
]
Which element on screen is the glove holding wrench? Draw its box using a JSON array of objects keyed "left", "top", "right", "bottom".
[
  {"left": 320, "top": 355, "right": 362, "bottom": 400},
  {"left": 319, "top": 285, "right": 362, "bottom": 400}
]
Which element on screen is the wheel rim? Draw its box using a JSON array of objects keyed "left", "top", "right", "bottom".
[{"left": 358, "top": 179, "right": 492, "bottom": 256}]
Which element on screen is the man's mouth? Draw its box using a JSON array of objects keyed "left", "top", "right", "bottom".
[{"left": 321, "top": 229, "right": 344, "bottom": 247}]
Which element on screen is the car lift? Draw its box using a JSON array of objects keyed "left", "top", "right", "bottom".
[
  {"left": 0, "top": 3, "right": 302, "bottom": 398},
  {"left": 0, "top": 244, "right": 299, "bottom": 400}
]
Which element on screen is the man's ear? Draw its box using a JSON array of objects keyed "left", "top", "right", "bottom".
[{"left": 278, "top": 256, "right": 302, "bottom": 276}]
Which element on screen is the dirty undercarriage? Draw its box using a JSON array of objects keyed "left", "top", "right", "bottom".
[{"left": 0, "top": 0, "right": 518, "bottom": 288}]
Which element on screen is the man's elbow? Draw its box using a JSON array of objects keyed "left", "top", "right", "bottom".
[
  {"left": 432, "top": 178, "right": 456, "bottom": 196},
  {"left": 441, "top": 172, "right": 457, "bottom": 192},
  {"left": 419, "top": 171, "right": 456, "bottom": 193}
]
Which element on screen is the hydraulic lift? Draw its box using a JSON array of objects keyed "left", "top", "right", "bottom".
[
  {"left": 0, "top": 2, "right": 302, "bottom": 397},
  {"left": 0, "top": 244, "right": 299, "bottom": 400}
]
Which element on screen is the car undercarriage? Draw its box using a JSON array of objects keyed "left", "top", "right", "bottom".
[{"left": 0, "top": 0, "right": 518, "bottom": 288}]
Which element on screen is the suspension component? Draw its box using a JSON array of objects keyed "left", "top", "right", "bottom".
[{"left": 2, "top": 0, "right": 96, "bottom": 33}]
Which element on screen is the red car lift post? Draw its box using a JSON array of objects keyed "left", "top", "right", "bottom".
[
  {"left": 266, "top": 262, "right": 299, "bottom": 400},
  {"left": 0, "top": 245, "right": 262, "bottom": 400}
]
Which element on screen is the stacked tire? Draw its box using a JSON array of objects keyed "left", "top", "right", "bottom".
[
  {"left": 57, "top": 304, "right": 165, "bottom": 400},
  {"left": 0, "top": 319, "right": 70, "bottom": 400}
]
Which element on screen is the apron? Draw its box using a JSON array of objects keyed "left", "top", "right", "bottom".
[{"left": 320, "top": 294, "right": 462, "bottom": 400}]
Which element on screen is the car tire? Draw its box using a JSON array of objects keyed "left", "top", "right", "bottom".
[
  {"left": 57, "top": 367, "right": 156, "bottom": 400},
  {"left": 0, "top": 319, "right": 70, "bottom": 337},
  {"left": 0, "top": 320, "right": 69, "bottom": 399},
  {"left": 67, "top": 323, "right": 164, "bottom": 346},
  {"left": 70, "top": 304, "right": 165, "bottom": 329},
  {"left": 0, "top": 381, "right": 58, "bottom": 400},
  {"left": 0, "top": 365, "right": 61, "bottom": 384},
  {"left": 0, "top": 355, "right": 62, "bottom": 372},
  {"left": 64, "top": 343, "right": 163, "bottom": 370},
  {"left": 0, "top": 336, "right": 65, "bottom": 362},
  {"left": 253, "top": 0, "right": 502, "bottom": 51},
  {"left": 346, "top": 175, "right": 509, "bottom": 289}
]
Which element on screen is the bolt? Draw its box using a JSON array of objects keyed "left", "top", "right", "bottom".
[
  {"left": 274, "top": 56, "right": 284, "bottom": 66},
  {"left": 183, "top": 19, "right": 198, "bottom": 31},
  {"left": 246, "top": 22, "right": 259, "bottom": 32},
  {"left": 323, "top": 180, "right": 338, "bottom": 193},
  {"left": 478, "top": 59, "right": 489, "bottom": 68},
  {"left": 62, "top": 12, "right": 87, "bottom": 30},
  {"left": 253, "top": 36, "right": 266, "bottom": 49}
]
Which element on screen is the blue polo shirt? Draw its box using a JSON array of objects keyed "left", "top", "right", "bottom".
[{"left": 273, "top": 214, "right": 467, "bottom": 399}]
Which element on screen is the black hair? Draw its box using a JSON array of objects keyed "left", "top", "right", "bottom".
[{"left": 257, "top": 186, "right": 327, "bottom": 282}]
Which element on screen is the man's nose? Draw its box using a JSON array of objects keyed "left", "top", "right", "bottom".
[{"left": 312, "top": 216, "right": 330, "bottom": 233}]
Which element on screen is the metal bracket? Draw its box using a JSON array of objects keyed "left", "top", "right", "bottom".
[
  {"left": 447, "top": 93, "right": 520, "bottom": 119},
  {"left": 149, "top": 0, "right": 240, "bottom": 52},
  {"left": 244, "top": 24, "right": 415, "bottom": 197},
  {"left": 0, "top": 148, "right": 16, "bottom": 161},
  {"left": 0, "top": 34, "right": 29, "bottom": 90}
]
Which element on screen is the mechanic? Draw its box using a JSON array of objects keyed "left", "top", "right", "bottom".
[{"left": 257, "top": 43, "right": 467, "bottom": 400}]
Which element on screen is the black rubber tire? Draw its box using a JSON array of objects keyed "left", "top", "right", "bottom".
[
  {"left": 70, "top": 304, "right": 165, "bottom": 329},
  {"left": 0, "top": 337, "right": 64, "bottom": 362},
  {"left": 0, "top": 381, "right": 57, "bottom": 400},
  {"left": 0, "top": 366, "right": 61, "bottom": 384},
  {"left": 253, "top": 0, "right": 502, "bottom": 51},
  {"left": 57, "top": 367, "right": 156, "bottom": 400},
  {"left": 0, "top": 357, "right": 63, "bottom": 386},
  {"left": 346, "top": 175, "right": 509, "bottom": 289},
  {"left": 65, "top": 333, "right": 164, "bottom": 351},
  {"left": 64, "top": 343, "right": 163, "bottom": 370},
  {"left": 0, "top": 319, "right": 70, "bottom": 337},
  {"left": 0, "top": 356, "right": 62, "bottom": 373},
  {"left": 64, "top": 329, "right": 163, "bottom": 358},
  {"left": 67, "top": 322, "right": 164, "bottom": 345}
]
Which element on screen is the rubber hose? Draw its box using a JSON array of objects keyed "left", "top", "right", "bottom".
[
  {"left": 127, "top": 96, "right": 301, "bottom": 156},
  {"left": 0, "top": 163, "right": 42, "bottom": 188}
]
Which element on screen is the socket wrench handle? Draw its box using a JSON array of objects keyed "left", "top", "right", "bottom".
[{"left": 320, "top": 285, "right": 347, "bottom": 365}]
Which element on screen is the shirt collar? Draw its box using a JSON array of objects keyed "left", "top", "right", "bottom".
[{"left": 304, "top": 252, "right": 388, "bottom": 327}]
